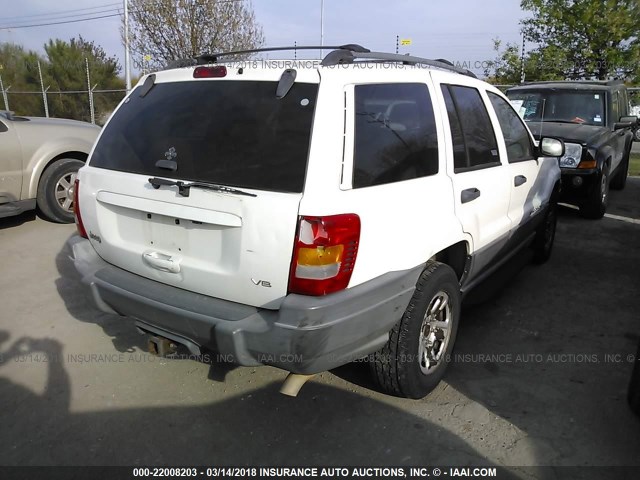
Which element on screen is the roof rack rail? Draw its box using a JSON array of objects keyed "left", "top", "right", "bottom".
[
  {"left": 168, "top": 44, "right": 476, "bottom": 78},
  {"left": 195, "top": 44, "right": 370, "bottom": 64},
  {"left": 320, "top": 49, "right": 476, "bottom": 78}
]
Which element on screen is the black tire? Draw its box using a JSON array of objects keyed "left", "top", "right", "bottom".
[
  {"left": 531, "top": 201, "right": 557, "bottom": 264},
  {"left": 580, "top": 165, "right": 609, "bottom": 220},
  {"left": 36, "top": 158, "right": 85, "bottom": 223},
  {"left": 369, "top": 261, "right": 460, "bottom": 399},
  {"left": 610, "top": 146, "right": 630, "bottom": 191},
  {"left": 628, "top": 339, "right": 640, "bottom": 416}
]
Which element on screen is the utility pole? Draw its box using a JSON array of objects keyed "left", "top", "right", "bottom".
[
  {"left": 396, "top": 35, "right": 399, "bottom": 54},
  {"left": 520, "top": 33, "right": 526, "bottom": 84},
  {"left": 124, "top": 0, "right": 132, "bottom": 91}
]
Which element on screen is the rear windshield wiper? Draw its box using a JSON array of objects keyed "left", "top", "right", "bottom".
[{"left": 148, "top": 177, "right": 257, "bottom": 198}]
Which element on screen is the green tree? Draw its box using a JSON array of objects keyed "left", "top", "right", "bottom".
[
  {"left": 44, "top": 36, "right": 125, "bottom": 122},
  {"left": 484, "top": 39, "right": 570, "bottom": 85},
  {"left": 0, "top": 43, "right": 47, "bottom": 114},
  {"left": 0, "top": 37, "right": 125, "bottom": 121},
  {"left": 484, "top": 39, "right": 524, "bottom": 85},
  {"left": 521, "top": 0, "right": 640, "bottom": 80}
]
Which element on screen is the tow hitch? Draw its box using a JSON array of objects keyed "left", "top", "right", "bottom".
[{"left": 147, "top": 335, "right": 178, "bottom": 357}]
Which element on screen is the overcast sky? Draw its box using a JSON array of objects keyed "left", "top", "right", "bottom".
[{"left": 0, "top": 0, "right": 528, "bottom": 76}]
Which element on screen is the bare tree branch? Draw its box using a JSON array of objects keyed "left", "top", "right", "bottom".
[{"left": 122, "top": 0, "right": 265, "bottom": 71}]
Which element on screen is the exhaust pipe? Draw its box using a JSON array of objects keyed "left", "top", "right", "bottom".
[{"left": 280, "top": 373, "right": 316, "bottom": 397}]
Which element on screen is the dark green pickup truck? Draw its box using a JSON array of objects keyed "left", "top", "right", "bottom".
[{"left": 507, "top": 80, "right": 637, "bottom": 219}]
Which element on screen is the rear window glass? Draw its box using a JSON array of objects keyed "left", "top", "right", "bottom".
[{"left": 90, "top": 80, "right": 318, "bottom": 193}]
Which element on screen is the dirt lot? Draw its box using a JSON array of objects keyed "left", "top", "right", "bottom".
[{"left": 1, "top": 179, "right": 639, "bottom": 475}]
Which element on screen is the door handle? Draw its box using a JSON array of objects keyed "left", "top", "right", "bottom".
[
  {"left": 461, "top": 187, "right": 481, "bottom": 204},
  {"left": 514, "top": 175, "right": 527, "bottom": 187},
  {"left": 142, "top": 251, "right": 181, "bottom": 273}
]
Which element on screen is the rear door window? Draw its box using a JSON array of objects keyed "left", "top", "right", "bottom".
[
  {"left": 353, "top": 83, "right": 439, "bottom": 188},
  {"left": 90, "top": 80, "right": 318, "bottom": 193},
  {"left": 441, "top": 84, "right": 501, "bottom": 172}
]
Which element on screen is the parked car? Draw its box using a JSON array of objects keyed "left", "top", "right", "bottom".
[
  {"left": 69, "top": 45, "right": 564, "bottom": 399},
  {"left": 507, "top": 81, "right": 637, "bottom": 219},
  {"left": 0, "top": 111, "right": 100, "bottom": 223}
]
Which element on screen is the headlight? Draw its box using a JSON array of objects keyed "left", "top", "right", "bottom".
[{"left": 559, "top": 143, "right": 583, "bottom": 168}]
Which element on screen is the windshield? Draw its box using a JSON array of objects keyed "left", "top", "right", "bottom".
[
  {"left": 507, "top": 89, "right": 606, "bottom": 127},
  {"left": 90, "top": 80, "right": 318, "bottom": 193}
]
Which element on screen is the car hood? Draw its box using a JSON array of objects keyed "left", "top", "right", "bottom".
[
  {"left": 24, "top": 116, "right": 101, "bottom": 131},
  {"left": 526, "top": 121, "right": 607, "bottom": 145},
  {"left": 12, "top": 116, "right": 101, "bottom": 154}
]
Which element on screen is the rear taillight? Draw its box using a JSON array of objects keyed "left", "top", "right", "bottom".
[
  {"left": 193, "top": 66, "right": 227, "bottom": 78},
  {"left": 73, "top": 178, "right": 88, "bottom": 239},
  {"left": 288, "top": 214, "right": 360, "bottom": 296}
]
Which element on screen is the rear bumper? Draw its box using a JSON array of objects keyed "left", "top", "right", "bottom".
[{"left": 69, "top": 236, "right": 421, "bottom": 374}]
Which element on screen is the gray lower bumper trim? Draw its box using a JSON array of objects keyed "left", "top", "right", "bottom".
[{"left": 69, "top": 236, "right": 422, "bottom": 374}]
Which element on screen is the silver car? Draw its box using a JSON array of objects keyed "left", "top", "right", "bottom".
[{"left": 0, "top": 110, "right": 100, "bottom": 223}]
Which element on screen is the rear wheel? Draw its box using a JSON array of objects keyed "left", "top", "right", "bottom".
[
  {"left": 580, "top": 166, "right": 609, "bottom": 219},
  {"left": 36, "top": 158, "right": 85, "bottom": 223},
  {"left": 369, "top": 261, "right": 460, "bottom": 399},
  {"left": 611, "top": 146, "right": 631, "bottom": 191}
]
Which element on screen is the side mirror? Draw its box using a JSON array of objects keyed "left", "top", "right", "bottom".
[{"left": 538, "top": 137, "right": 565, "bottom": 158}]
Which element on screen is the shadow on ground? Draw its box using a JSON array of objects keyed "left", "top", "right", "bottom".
[
  {"left": 0, "top": 328, "right": 519, "bottom": 472},
  {"left": 0, "top": 211, "right": 37, "bottom": 231}
]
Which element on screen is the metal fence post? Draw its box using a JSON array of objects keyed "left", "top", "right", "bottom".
[
  {"left": 85, "top": 58, "right": 96, "bottom": 124},
  {"left": 37, "top": 61, "right": 49, "bottom": 117},
  {"left": 90, "top": 84, "right": 97, "bottom": 124},
  {"left": 0, "top": 75, "right": 9, "bottom": 110}
]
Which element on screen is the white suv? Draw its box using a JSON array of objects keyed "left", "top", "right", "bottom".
[{"left": 69, "top": 45, "right": 564, "bottom": 399}]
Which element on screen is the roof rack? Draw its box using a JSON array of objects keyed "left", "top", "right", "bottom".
[
  {"left": 170, "top": 44, "right": 476, "bottom": 78},
  {"left": 320, "top": 49, "right": 476, "bottom": 78},
  {"left": 196, "top": 44, "right": 370, "bottom": 64}
]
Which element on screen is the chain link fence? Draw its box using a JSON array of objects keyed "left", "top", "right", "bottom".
[
  {"left": 0, "top": 57, "right": 127, "bottom": 126},
  {"left": 0, "top": 88, "right": 127, "bottom": 125}
]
